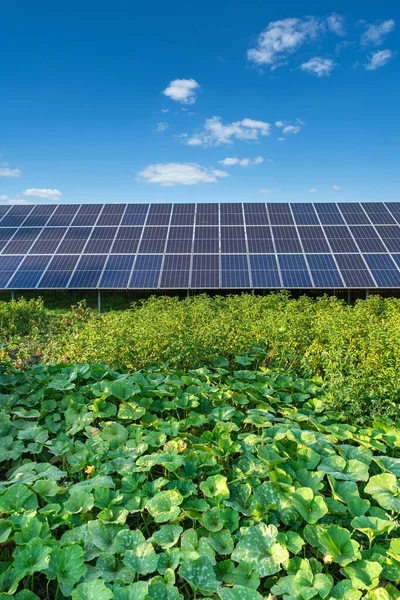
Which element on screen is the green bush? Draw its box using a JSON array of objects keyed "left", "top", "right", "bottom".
[{"left": 0, "top": 360, "right": 399, "bottom": 599}]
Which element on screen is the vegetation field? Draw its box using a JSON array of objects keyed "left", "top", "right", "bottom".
[
  {"left": 0, "top": 359, "right": 399, "bottom": 599},
  {"left": 1, "top": 293, "right": 400, "bottom": 422}
]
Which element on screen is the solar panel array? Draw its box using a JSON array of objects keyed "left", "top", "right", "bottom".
[{"left": 1, "top": 201, "right": 400, "bottom": 290}]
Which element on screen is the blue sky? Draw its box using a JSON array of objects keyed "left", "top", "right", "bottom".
[{"left": 0, "top": 0, "right": 399, "bottom": 205}]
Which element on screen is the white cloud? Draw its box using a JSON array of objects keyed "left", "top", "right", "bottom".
[
  {"left": 309, "top": 188, "right": 319, "bottom": 193},
  {"left": 0, "top": 195, "right": 9, "bottom": 201},
  {"left": 23, "top": 188, "right": 62, "bottom": 199},
  {"left": 183, "top": 116, "right": 271, "bottom": 147},
  {"left": 278, "top": 137, "right": 285, "bottom": 142},
  {"left": 275, "top": 120, "right": 303, "bottom": 137},
  {"left": 300, "top": 57, "right": 336, "bottom": 76},
  {"left": 136, "top": 162, "right": 229, "bottom": 186},
  {"left": 361, "top": 19, "right": 396, "bottom": 46},
  {"left": 326, "top": 14, "right": 346, "bottom": 36},
  {"left": 260, "top": 188, "right": 280, "bottom": 195},
  {"left": 0, "top": 167, "right": 22, "bottom": 178},
  {"left": 161, "top": 108, "right": 169, "bottom": 113},
  {"left": 247, "top": 15, "right": 344, "bottom": 69},
  {"left": 219, "top": 156, "right": 264, "bottom": 167},
  {"left": 156, "top": 122, "right": 168, "bottom": 132},
  {"left": 365, "top": 49, "right": 393, "bottom": 70},
  {"left": 162, "top": 79, "right": 200, "bottom": 104},
  {"left": 331, "top": 185, "right": 340, "bottom": 191}
]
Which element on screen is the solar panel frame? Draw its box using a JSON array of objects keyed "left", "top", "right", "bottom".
[
  {"left": 363, "top": 253, "right": 400, "bottom": 287},
  {"left": 129, "top": 254, "right": 163, "bottom": 289},
  {"left": 290, "top": 203, "right": 320, "bottom": 225},
  {"left": 160, "top": 254, "right": 191, "bottom": 288},
  {"left": 306, "top": 254, "right": 344, "bottom": 288},
  {"left": 334, "top": 253, "right": 376, "bottom": 288},
  {"left": 278, "top": 254, "right": 313, "bottom": 288},
  {"left": 246, "top": 226, "right": 275, "bottom": 253},
  {"left": 249, "top": 254, "right": 281, "bottom": 288},
  {"left": 323, "top": 225, "right": 359, "bottom": 253},
  {"left": 220, "top": 226, "right": 247, "bottom": 253},
  {"left": 375, "top": 226, "right": 400, "bottom": 252},
  {"left": 314, "top": 203, "right": 346, "bottom": 225},
  {"left": 349, "top": 226, "right": 387, "bottom": 252},
  {"left": 267, "top": 203, "right": 294, "bottom": 225},
  {"left": 221, "top": 254, "right": 250, "bottom": 288},
  {"left": 361, "top": 203, "right": 396, "bottom": 225},
  {"left": 195, "top": 203, "right": 219, "bottom": 225},
  {"left": 190, "top": 254, "right": 220, "bottom": 288},
  {"left": 297, "top": 226, "right": 331, "bottom": 253},
  {"left": 272, "top": 226, "right": 303, "bottom": 253},
  {"left": 193, "top": 226, "right": 219, "bottom": 254},
  {"left": 337, "top": 203, "right": 371, "bottom": 225},
  {"left": 243, "top": 203, "right": 269, "bottom": 225}
]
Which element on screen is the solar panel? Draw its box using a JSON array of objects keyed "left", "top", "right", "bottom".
[
  {"left": 267, "top": 203, "right": 294, "bottom": 225},
  {"left": 306, "top": 254, "right": 344, "bottom": 288},
  {"left": 220, "top": 226, "right": 246, "bottom": 253},
  {"left": 0, "top": 255, "right": 24, "bottom": 287},
  {"left": 83, "top": 227, "right": 118, "bottom": 254},
  {"left": 191, "top": 254, "right": 219, "bottom": 288},
  {"left": 249, "top": 254, "right": 281, "bottom": 288},
  {"left": 196, "top": 203, "right": 219, "bottom": 225},
  {"left": 243, "top": 203, "right": 269, "bottom": 225},
  {"left": 146, "top": 204, "right": 172, "bottom": 226},
  {"left": 2, "top": 201, "right": 400, "bottom": 291},
  {"left": 338, "top": 203, "right": 370, "bottom": 225},
  {"left": 121, "top": 204, "right": 149, "bottom": 226},
  {"left": 297, "top": 226, "right": 330, "bottom": 253},
  {"left": 272, "top": 226, "right": 302, "bottom": 253},
  {"left": 291, "top": 203, "right": 319, "bottom": 225},
  {"left": 334, "top": 254, "right": 376, "bottom": 288},
  {"left": 138, "top": 226, "right": 168, "bottom": 253},
  {"left": 363, "top": 254, "right": 400, "bottom": 287},
  {"left": 56, "top": 227, "right": 93, "bottom": 254},
  {"left": 8, "top": 255, "right": 52, "bottom": 289},
  {"left": 2, "top": 228, "right": 42, "bottom": 254},
  {"left": 39, "top": 255, "right": 80, "bottom": 288},
  {"left": 68, "top": 255, "right": 107, "bottom": 288},
  {"left": 385, "top": 203, "right": 400, "bottom": 224},
  {"left": 99, "top": 255, "right": 136, "bottom": 289},
  {"left": 129, "top": 255, "right": 162, "bottom": 288},
  {"left": 278, "top": 254, "right": 312, "bottom": 287},
  {"left": 314, "top": 203, "right": 345, "bottom": 225},
  {"left": 111, "top": 227, "right": 143, "bottom": 254},
  {"left": 246, "top": 226, "right": 275, "bottom": 253},
  {"left": 349, "top": 226, "right": 387, "bottom": 252},
  {"left": 375, "top": 226, "right": 400, "bottom": 252},
  {"left": 221, "top": 254, "right": 250, "bottom": 288},
  {"left": 220, "top": 203, "right": 244, "bottom": 226},
  {"left": 160, "top": 254, "right": 191, "bottom": 288},
  {"left": 194, "top": 226, "right": 219, "bottom": 253},
  {"left": 170, "top": 204, "right": 195, "bottom": 226},
  {"left": 361, "top": 203, "right": 396, "bottom": 225},
  {"left": 28, "top": 228, "right": 67, "bottom": 254},
  {"left": 166, "top": 227, "right": 193, "bottom": 253},
  {"left": 323, "top": 226, "right": 359, "bottom": 253}
]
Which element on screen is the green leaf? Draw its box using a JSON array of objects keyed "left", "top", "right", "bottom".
[
  {"left": 233, "top": 562, "right": 260, "bottom": 590},
  {"left": 179, "top": 556, "right": 219, "bottom": 592},
  {"left": 314, "top": 524, "right": 361, "bottom": 566},
  {"left": 0, "top": 519, "right": 12, "bottom": 544},
  {"left": 328, "top": 580, "right": 362, "bottom": 600},
  {"left": 47, "top": 545, "right": 87, "bottom": 595},
  {"left": 87, "top": 520, "right": 127, "bottom": 553},
  {"left": 118, "top": 402, "right": 146, "bottom": 420},
  {"left": 209, "top": 529, "right": 234, "bottom": 555},
  {"left": 113, "top": 582, "right": 149, "bottom": 600},
  {"left": 71, "top": 579, "right": 113, "bottom": 600},
  {"left": 364, "top": 473, "right": 400, "bottom": 511},
  {"left": 292, "top": 487, "right": 329, "bottom": 523},
  {"left": 231, "top": 523, "right": 289, "bottom": 577},
  {"left": 271, "top": 558, "right": 332, "bottom": 600},
  {"left": 200, "top": 475, "right": 230, "bottom": 499},
  {"left": 152, "top": 525, "right": 183, "bottom": 549},
  {"left": 217, "top": 586, "right": 264, "bottom": 600},
  {"left": 122, "top": 530, "right": 159, "bottom": 575},
  {"left": 146, "top": 490, "right": 183, "bottom": 523},
  {"left": 373, "top": 456, "right": 400, "bottom": 477},
  {"left": 103, "top": 379, "right": 141, "bottom": 400},
  {"left": 14, "top": 538, "right": 51, "bottom": 577},
  {"left": 343, "top": 560, "right": 382, "bottom": 590},
  {"left": 351, "top": 516, "right": 397, "bottom": 539},
  {"left": 0, "top": 484, "right": 38, "bottom": 513},
  {"left": 63, "top": 488, "right": 94, "bottom": 514}
]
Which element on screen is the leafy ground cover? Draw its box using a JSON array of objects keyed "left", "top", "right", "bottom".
[
  {"left": 0, "top": 359, "right": 399, "bottom": 599},
  {"left": 2, "top": 294, "right": 400, "bottom": 422}
]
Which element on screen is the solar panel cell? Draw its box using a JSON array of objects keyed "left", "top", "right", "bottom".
[
  {"left": 278, "top": 254, "right": 312, "bottom": 287},
  {"left": 267, "top": 203, "right": 294, "bottom": 225},
  {"left": 375, "top": 226, "right": 400, "bottom": 252},
  {"left": 361, "top": 203, "right": 396, "bottom": 225},
  {"left": 138, "top": 226, "right": 168, "bottom": 253},
  {"left": 195, "top": 203, "right": 219, "bottom": 225},
  {"left": 272, "top": 226, "right": 302, "bottom": 253},
  {"left": 250, "top": 254, "right": 281, "bottom": 287},
  {"left": 160, "top": 254, "right": 191, "bottom": 288},
  {"left": 7, "top": 255, "right": 52, "bottom": 289},
  {"left": 220, "top": 203, "right": 244, "bottom": 226},
  {"left": 363, "top": 254, "right": 400, "bottom": 287},
  {"left": 194, "top": 226, "right": 219, "bottom": 253},
  {"left": 306, "top": 254, "right": 344, "bottom": 288},
  {"left": 166, "top": 226, "right": 193, "bottom": 253},
  {"left": 146, "top": 204, "right": 172, "bottom": 226},
  {"left": 191, "top": 254, "right": 219, "bottom": 288},
  {"left": 349, "top": 226, "right": 387, "bottom": 252},
  {"left": 338, "top": 203, "right": 370, "bottom": 225},
  {"left": 0, "top": 256, "right": 24, "bottom": 288},
  {"left": 334, "top": 254, "right": 376, "bottom": 287},
  {"left": 129, "top": 255, "right": 162, "bottom": 288},
  {"left": 297, "top": 226, "right": 330, "bottom": 253},
  {"left": 243, "top": 203, "right": 269, "bottom": 225},
  {"left": 220, "top": 226, "right": 246, "bottom": 253},
  {"left": 221, "top": 254, "right": 250, "bottom": 287},
  {"left": 246, "top": 226, "right": 275, "bottom": 253},
  {"left": 56, "top": 227, "right": 93, "bottom": 254},
  {"left": 291, "top": 203, "right": 319, "bottom": 225},
  {"left": 323, "top": 226, "right": 359, "bottom": 252},
  {"left": 314, "top": 203, "right": 345, "bottom": 225}
]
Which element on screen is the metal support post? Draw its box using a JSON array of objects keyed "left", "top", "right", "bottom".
[
  {"left": 347, "top": 290, "right": 351, "bottom": 305},
  {"left": 97, "top": 290, "right": 101, "bottom": 313}
]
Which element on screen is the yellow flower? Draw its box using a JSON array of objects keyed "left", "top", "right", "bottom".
[{"left": 84, "top": 465, "right": 95, "bottom": 477}]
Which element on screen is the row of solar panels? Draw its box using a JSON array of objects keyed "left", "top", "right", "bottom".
[
  {"left": 1, "top": 223, "right": 400, "bottom": 255},
  {"left": 1, "top": 252, "right": 400, "bottom": 289},
  {"left": 1, "top": 201, "right": 400, "bottom": 227}
]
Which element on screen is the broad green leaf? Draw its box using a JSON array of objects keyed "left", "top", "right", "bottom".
[
  {"left": 231, "top": 523, "right": 289, "bottom": 577},
  {"left": 364, "top": 474, "right": 400, "bottom": 511},
  {"left": 71, "top": 579, "right": 113, "bottom": 600},
  {"left": 113, "top": 582, "right": 149, "bottom": 600},
  {"left": 200, "top": 475, "right": 230, "bottom": 499},
  {"left": 179, "top": 556, "right": 219, "bottom": 592},
  {"left": 314, "top": 524, "right": 360, "bottom": 566},
  {"left": 103, "top": 379, "right": 141, "bottom": 400},
  {"left": 351, "top": 516, "right": 397, "bottom": 540},
  {"left": 146, "top": 490, "right": 183, "bottom": 523},
  {"left": 122, "top": 530, "right": 159, "bottom": 575},
  {"left": 271, "top": 558, "right": 332, "bottom": 600},
  {"left": 0, "top": 484, "right": 38, "bottom": 513},
  {"left": 217, "top": 585, "right": 264, "bottom": 600},
  {"left": 233, "top": 562, "right": 260, "bottom": 590},
  {"left": 63, "top": 488, "right": 94, "bottom": 514},
  {"left": 47, "top": 545, "right": 86, "bottom": 595},
  {"left": 87, "top": 520, "right": 127, "bottom": 553},
  {"left": 373, "top": 456, "right": 400, "bottom": 477},
  {"left": 152, "top": 525, "right": 183, "bottom": 549},
  {"left": 343, "top": 560, "right": 382, "bottom": 590},
  {"left": 292, "top": 487, "right": 329, "bottom": 523},
  {"left": 209, "top": 529, "right": 234, "bottom": 555},
  {"left": 329, "top": 580, "right": 362, "bottom": 600},
  {"left": 14, "top": 538, "right": 51, "bottom": 577}
]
